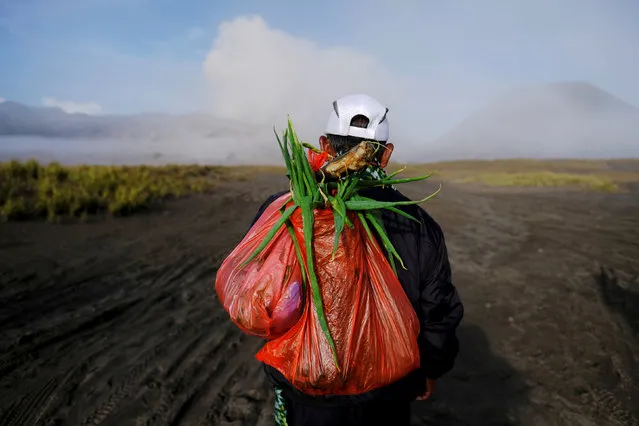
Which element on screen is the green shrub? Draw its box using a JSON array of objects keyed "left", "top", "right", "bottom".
[{"left": 0, "top": 160, "right": 242, "bottom": 221}]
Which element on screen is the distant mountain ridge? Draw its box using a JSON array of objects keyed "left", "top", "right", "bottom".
[
  {"left": 0, "top": 101, "right": 259, "bottom": 140},
  {"left": 426, "top": 81, "right": 639, "bottom": 160},
  {"left": 0, "top": 101, "right": 285, "bottom": 165},
  {"left": 534, "top": 81, "right": 638, "bottom": 114}
]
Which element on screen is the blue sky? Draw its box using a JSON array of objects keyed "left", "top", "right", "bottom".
[{"left": 1, "top": 0, "right": 638, "bottom": 139}]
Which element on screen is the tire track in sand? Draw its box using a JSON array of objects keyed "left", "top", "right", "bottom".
[
  {"left": 78, "top": 318, "right": 197, "bottom": 426},
  {"left": 0, "top": 359, "right": 94, "bottom": 426},
  {"left": 66, "top": 253, "right": 217, "bottom": 425},
  {"left": 196, "top": 340, "right": 267, "bottom": 426},
  {"left": 137, "top": 327, "right": 243, "bottom": 426}
]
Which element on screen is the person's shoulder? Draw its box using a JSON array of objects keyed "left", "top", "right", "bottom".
[
  {"left": 251, "top": 190, "right": 289, "bottom": 226},
  {"left": 390, "top": 188, "right": 444, "bottom": 235},
  {"left": 262, "top": 190, "right": 289, "bottom": 206},
  {"left": 386, "top": 188, "right": 435, "bottom": 217}
]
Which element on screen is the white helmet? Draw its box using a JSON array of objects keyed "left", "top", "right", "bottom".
[{"left": 325, "top": 94, "right": 389, "bottom": 142}]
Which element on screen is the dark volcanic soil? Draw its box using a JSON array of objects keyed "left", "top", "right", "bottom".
[{"left": 0, "top": 174, "right": 638, "bottom": 426}]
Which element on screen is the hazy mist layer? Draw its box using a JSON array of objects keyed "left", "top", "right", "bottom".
[{"left": 2, "top": 79, "right": 638, "bottom": 165}]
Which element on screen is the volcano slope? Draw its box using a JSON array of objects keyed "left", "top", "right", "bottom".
[{"left": 0, "top": 170, "right": 638, "bottom": 426}]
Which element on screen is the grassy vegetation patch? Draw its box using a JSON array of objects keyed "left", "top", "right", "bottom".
[
  {"left": 0, "top": 160, "right": 281, "bottom": 221},
  {"left": 2, "top": 157, "right": 636, "bottom": 221},
  {"left": 393, "top": 159, "right": 639, "bottom": 192},
  {"left": 457, "top": 171, "right": 619, "bottom": 192}
]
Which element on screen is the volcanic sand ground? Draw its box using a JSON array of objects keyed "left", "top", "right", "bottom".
[{"left": 0, "top": 174, "right": 638, "bottom": 426}]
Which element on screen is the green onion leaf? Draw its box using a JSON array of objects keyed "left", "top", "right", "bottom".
[
  {"left": 240, "top": 203, "right": 297, "bottom": 267},
  {"left": 300, "top": 197, "right": 340, "bottom": 370},
  {"left": 364, "top": 210, "right": 406, "bottom": 271}
]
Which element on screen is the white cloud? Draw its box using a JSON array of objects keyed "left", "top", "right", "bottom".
[
  {"left": 198, "top": 14, "right": 520, "bottom": 150},
  {"left": 0, "top": 97, "right": 6, "bottom": 103},
  {"left": 202, "top": 15, "right": 405, "bottom": 142},
  {"left": 41, "top": 97, "right": 103, "bottom": 115}
]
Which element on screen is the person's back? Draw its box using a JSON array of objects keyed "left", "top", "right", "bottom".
[{"left": 247, "top": 95, "right": 464, "bottom": 426}]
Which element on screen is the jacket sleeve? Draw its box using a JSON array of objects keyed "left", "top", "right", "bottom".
[{"left": 416, "top": 212, "right": 464, "bottom": 380}]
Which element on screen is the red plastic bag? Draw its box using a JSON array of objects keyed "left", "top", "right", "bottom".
[
  {"left": 215, "top": 193, "right": 304, "bottom": 339},
  {"left": 215, "top": 192, "right": 420, "bottom": 395}
]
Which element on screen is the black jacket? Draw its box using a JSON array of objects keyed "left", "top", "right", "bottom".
[{"left": 248, "top": 186, "right": 464, "bottom": 406}]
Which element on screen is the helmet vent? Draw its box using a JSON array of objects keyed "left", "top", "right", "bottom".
[
  {"left": 350, "top": 114, "right": 370, "bottom": 129},
  {"left": 379, "top": 107, "right": 389, "bottom": 124}
]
